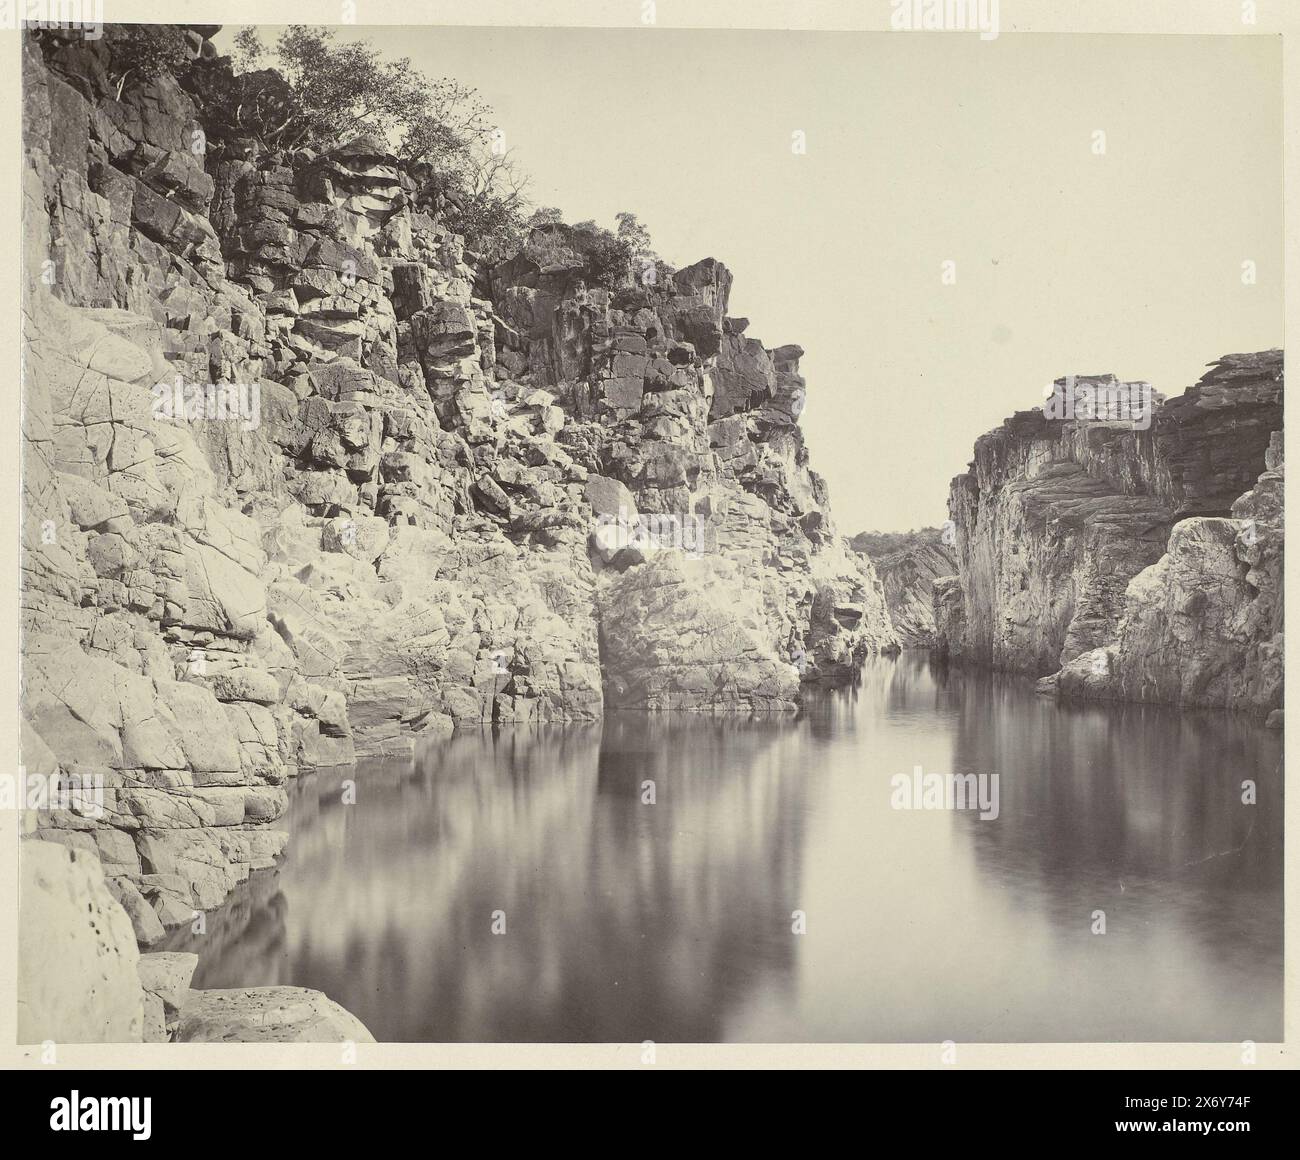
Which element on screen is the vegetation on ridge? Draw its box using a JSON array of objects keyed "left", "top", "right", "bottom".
[{"left": 66, "top": 22, "right": 664, "bottom": 280}]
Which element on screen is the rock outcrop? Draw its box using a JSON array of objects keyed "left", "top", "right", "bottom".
[
  {"left": 20, "top": 23, "right": 896, "bottom": 952},
  {"left": 851, "top": 529, "right": 957, "bottom": 647},
  {"left": 17, "top": 841, "right": 374, "bottom": 1043},
  {"left": 1049, "top": 431, "right": 1283, "bottom": 718},
  {"left": 175, "top": 987, "right": 376, "bottom": 1043},
  {"left": 138, "top": 951, "right": 198, "bottom": 1041},
  {"left": 931, "top": 574, "right": 966, "bottom": 662},
  {"left": 934, "top": 353, "right": 1283, "bottom": 716},
  {"left": 487, "top": 231, "right": 898, "bottom": 697}
]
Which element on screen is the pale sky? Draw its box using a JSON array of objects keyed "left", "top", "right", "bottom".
[{"left": 216, "top": 27, "right": 1283, "bottom": 533}]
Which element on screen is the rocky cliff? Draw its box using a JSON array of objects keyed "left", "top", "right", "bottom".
[
  {"left": 851, "top": 529, "right": 956, "bottom": 647},
  {"left": 20, "top": 27, "right": 896, "bottom": 948},
  {"left": 935, "top": 354, "right": 1283, "bottom": 717},
  {"left": 1048, "top": 429, "right": 1283, "bottom": 719}
]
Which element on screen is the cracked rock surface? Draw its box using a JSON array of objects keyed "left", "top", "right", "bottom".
[
  {"left": 934, "top": 354, "right": 1283, "bottom": 717},
  {"left": 20, "top": 25, "right": 897, "bottom": 977}
]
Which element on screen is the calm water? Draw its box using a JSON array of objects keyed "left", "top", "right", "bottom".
[{"left": 168, "top": 652, "right": 1283, "bottom": 1042}]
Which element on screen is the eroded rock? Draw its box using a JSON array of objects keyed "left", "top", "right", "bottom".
[
  {"left": 934, "top": 353, "right": 1283, "bottom": 716},
  {"left": 176, "top": 986, "right": 377, "bottom": 1043},
  {"left": 18, "top": 842, "right": 143, "bottom": 1043},
  {"left": 21, "top": 28, "right": 897, "bottom": 956}
]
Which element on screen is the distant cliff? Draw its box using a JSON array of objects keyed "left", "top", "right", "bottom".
[
  {"left": 851, "top": 529, "right": 956, "bottom": 647},
  {"left": 934, "top": 354, "right": 1283, "bottom": 718},
  {"left": 20, "top": 27, "right": 897, "bottom": 944}
]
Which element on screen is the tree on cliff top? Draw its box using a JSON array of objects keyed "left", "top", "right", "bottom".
[
  {"left": 32, "top": 23, "right": 192, "bottom": 101},
  {"left": 191, "top": 26, "right": 529, "bottom": 253},
  {"left": 236, "top": 27, "right": 493, "bottom": 158},
  {"left": 615, "top": 212, "right": 656, "bottom": 264},
  {"left": 179, "top": 26, "right": 660, "bottom": 270},
  {"left": 522, "top": 214, "right": 666, "bottom": 292},
  {"left": 103, "top": 25, "right": 192, "bottom": 100}
]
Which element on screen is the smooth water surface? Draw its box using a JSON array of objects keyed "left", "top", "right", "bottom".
[{"left": 169, "top": 653, "right": 1283, "bottom": 1042}]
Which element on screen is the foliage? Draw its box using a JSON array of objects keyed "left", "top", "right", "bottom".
[
  {"left": 522, "top": 215, "right": 663, "bottom": 290},
  {"left": 195, "top": 26, "right": 529, "bottom": 253},
  {"left": 99, "top": 24, "right": 192, "bottom": 100},
  {"left": 181, "top": 56, "right": 298, "bottom": 153},
  {"left": 526, "top": 207, "right": 565, "bottom": 229},
  {"left": 568, "top": 221, "right": 635, "bottom": 290},
  {"left": 230, "top": 26, "right": 263, "bottom": 72},
  {"left": 615, "top": 212, "right": 656, "bottom": 263},
  {"left": 220, "top": 26, "right": 493, "bottom": 158},
  {"left": 851, "top": 528, "right": 949, "bottom": 557},
  {"left": 87, "top": 25, "right": 670, "bottom": 271},
  {"left": 437, "top": 147, "right": 531, "bottom": 259},
  {"left": 616, "top": 212, "right": 669, "bottom": 287}
]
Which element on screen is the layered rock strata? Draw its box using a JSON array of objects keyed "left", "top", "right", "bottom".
[
  {"left": 20, "top": 25, "right": 897, "bottom": 958},
  {"left": 934, "top": 354, "right": 1283, "bottom": 716},
  {"left": 1048, "top": 430, "right": 1283, "bottom": 718}
]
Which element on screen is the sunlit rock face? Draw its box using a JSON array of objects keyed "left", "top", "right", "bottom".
[
  {"left": 21, "top": 26, "right": 895, "bottom": 934},
  {"left": 935, "top": 352, "right": 1282, "bottom": 717},
  {"left": 19, "top": 842, "right": 144, "bottom": 1043},
  {"left": 487, "top": 241, "right": 898, "bottom": 694},
  {"left": 175, "top": 987, "right": 377, "bottom": 1043}
]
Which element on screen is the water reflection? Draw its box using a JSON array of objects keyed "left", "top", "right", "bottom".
[{"left": 169, "top": 653, "right": 1282, "bottom": 1042}]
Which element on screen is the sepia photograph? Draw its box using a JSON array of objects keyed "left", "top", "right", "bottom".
[{"left": 2, "top": 0, "right": 1295, "bottom": 1108}]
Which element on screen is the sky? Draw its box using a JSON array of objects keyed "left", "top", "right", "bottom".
[{"left": 215, "top": 27, "right": 1283, "bottom": 534}]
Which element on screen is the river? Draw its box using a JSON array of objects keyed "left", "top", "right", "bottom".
[{"left": 167, "top": 651, "right": 1283, "bottom": 1042}]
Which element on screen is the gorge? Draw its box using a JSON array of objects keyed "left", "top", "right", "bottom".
[{"left": 17, "top": 24, "right": 1284, "bottom": 1047}]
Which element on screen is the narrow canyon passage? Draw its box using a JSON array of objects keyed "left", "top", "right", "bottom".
[{"left": 164, "top": 652, "right": 1282, "bottom": 1043}]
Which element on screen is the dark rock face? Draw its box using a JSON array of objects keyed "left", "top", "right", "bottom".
[
  {"left": 851, "top": 529, "right": 957, "bottom": 647},
  {"left": 20, "top": 31, "right": 896, "bottom": 935},
  {"left": 931, "top": 575, "right": 966, "bottom": 662},
  {"left": 934, "top": 353, "right": 1283, "bottom": 716}
]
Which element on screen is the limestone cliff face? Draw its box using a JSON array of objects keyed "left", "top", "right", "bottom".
[
  {"left": 851, "top": 529, "right": 956, "bottom": 647},
  {"left": 20, "top": 28, "right": 895, "bottom": 940},
  {"left": 935, "top": 354, "right": 1283, "bottom": 716},
  {"left": 1049, "top": 431, "right": 1283, "bottom": 717},
  {"left": 487, "top": 229, "right": 898, "bottom": 706}
]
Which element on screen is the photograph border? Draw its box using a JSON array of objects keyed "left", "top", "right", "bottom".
[{"left": 1, "top": 0, "right": 1294, "bottom": 1070}]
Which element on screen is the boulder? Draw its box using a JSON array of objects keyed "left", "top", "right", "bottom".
[
  {"left": 18, "top": 842, "right": 143, "bottom": 1043},
  {"left": 176, "top": 987, "right": 377, "bottom": 1043},
  {"left": 585, "top": 474, "right": 637, "bottom": 522},
  {"left": 137, "top": 951, "right": 198, "bottom": 1042},
  {"left": 598, "top": 555, "right": 801, "bottom": 712}
]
